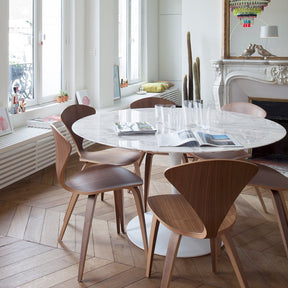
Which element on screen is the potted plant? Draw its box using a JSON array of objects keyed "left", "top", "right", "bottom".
[{"left": 56, "top": 90, "right": 69, "bottom": 102}]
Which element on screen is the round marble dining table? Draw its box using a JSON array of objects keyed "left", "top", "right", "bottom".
[{"left": 72, "top": 107, "right": 286, "bottom": 257}]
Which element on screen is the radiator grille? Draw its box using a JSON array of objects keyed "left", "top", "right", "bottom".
[
  {"left": 158, "top": 87, "right": 181, "bottom": 106},
  {"left": 0, "top": 125, "right": 91, "bottom": 189}
]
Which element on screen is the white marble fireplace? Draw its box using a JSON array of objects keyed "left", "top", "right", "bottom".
[
  {"left": 212, "top": 59, "right": 288, "bottom": 107},
  {"left": 211, "top": 59, "right": 288, "bottom": 161}
]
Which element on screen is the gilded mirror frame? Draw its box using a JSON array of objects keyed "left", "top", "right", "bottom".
[{"left": 223, "top": 0, "right": 288, "bottom": 60}]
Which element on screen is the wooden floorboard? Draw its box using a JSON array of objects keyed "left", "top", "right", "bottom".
[{"left": 0, "top": 152, "right": 287, "bottom": 287}]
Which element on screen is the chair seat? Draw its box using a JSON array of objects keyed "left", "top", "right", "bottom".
[
  {"left": 80, "top": 148, "right": 142, "bottom": 166},
  {"left": 66, "top": 164, "right": 143, "bottom": 195},
  {"left": 193, "top": 149, "right": 250, "bottom": 160},
  {"left": 148, "top": 194, "right": 237, "bottom": 238},
  {"left": 249, "top": 163, "right": 288, "bottom": 190}
]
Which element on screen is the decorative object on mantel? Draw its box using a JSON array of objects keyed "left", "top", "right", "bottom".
[
  {"left": 183, "top": 31, "right": 201, "bottom": 102},
  {"left": 241, "top": 43, "right": 256, "bottom": 57},
  {"left": 229, "top": 0, "right": 271, "bottom": 28},
  {"left": 256, "top": 44, "right": 275, "bottom": 59}
]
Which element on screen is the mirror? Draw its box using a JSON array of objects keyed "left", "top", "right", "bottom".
[{"left": 224, "top": 0, "right": 288, "bottom": 59}]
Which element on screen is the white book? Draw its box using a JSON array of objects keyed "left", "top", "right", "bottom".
[{"left": 27, "top": 115, "right": 63, "bottom": 129}]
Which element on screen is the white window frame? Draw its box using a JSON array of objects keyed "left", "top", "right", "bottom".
[
  {"left": 118, "top": 0, "right": 144, "bottom": 85},
  {"left": 9, "top": 0, "right": 65, "bottom": 107}
]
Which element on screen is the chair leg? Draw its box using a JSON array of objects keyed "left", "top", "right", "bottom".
[
  {"left": 221, "top": 232, "right": 249, "bottom": 288},
  {"left": 255, "top": 187, "right": 268, "bottom": 214},
  {"left": 130, "top": 186, "right": 148, "bottom": 257},
  {"left": 59, "top": 193, "right": 79, "bottom": 241},
  {"left": 114, "top": 190, "right": 125, "bottom": 234},
  {"left": 182, "top": 153, "right": 189, "bottom": 163},
  {"left": 138, "top": 151, "right": 146, "bottom": 167},
  {"left": 210, "top": 237, "right": 219, "bottom": 273},
  {"left": 146, "top": 215, "right": 160, "bottom": 277},
  {"left": 144, "top": 153, "right": 153, "bottom": 212},
  {"left": 271, "top": 189, "right": 288, "bottom": 257},
  {"left": 78, "top": 194, "right": 97, "bottom": 282},
  {"left": 160, "top": 231, "right": 182, "bottom": 288},
  {"left": 133, "top": 162, "right": 143, "bottom": 195}
]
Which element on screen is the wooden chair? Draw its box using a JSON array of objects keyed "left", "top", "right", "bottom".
[
  {"left": 248, "top": 163, "right": 288, "bottom": 257},
  {"left": 130, "top": 97, "right": 176, "bottom": 212},
  {"left": 51, "top": 124, "right": 148, "bottom": 281},
  {"left": 61, "top": 104, "right": 142, "bottom": 171},
  {"left": 185, "top": 101, "right": 268, "bottom": 212},
  {"left": 61, "top": 104, "right": 143, "bottom": 200},
  {"left": 146, "top": 159, "right": 258, "bottom": 288}
]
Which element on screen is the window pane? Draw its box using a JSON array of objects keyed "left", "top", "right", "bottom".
[
  {"left": 9, "top": 0, "right": 34, "bottom": 102},
  {"left": 130, "top": 0, "right": 140, "bottom": 81},
  {"left": 118, "top": 0, "right": 127, "bottom": 81},
  {"left": 42, "top": 0, "right": 62, "bottom": 97}
]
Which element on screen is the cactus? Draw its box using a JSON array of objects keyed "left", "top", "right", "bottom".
[
  {"left": 193, "top": 58, "right": 201, "bottom": 100},
  {"left": 183, "top": 74, "right": 188, "bottom": 101},
  {"left": 187, "top": 32, "right": 193, "bottom": 101},
  {"left": 183, "top": 32, "right": 201, "bottom": 102}
]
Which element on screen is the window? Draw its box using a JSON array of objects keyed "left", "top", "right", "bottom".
[
  {"left": 118, "top": 0, "right": 142, "bottom": 85},
  {"left": 9, "top": 0, "right": 62, "bottom": 107}
]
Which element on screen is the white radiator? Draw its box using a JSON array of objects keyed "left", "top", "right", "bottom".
[
  {"left": 0, "top": 125, "right": 91, "bottom": 189},
  {"left": 158, "top": 87, "right": 182, "bottom": 106}
]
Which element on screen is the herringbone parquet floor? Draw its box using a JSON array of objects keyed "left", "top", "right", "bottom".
[{"left": 0, "top": 150, "right": 287, "bottom": 288}]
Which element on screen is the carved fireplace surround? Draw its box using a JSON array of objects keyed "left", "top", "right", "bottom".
[
  {"left": 212, "top": 59, "right": 288, "bottom": 107},
  {"left": 212, "top": 59, "right": 288, "bottom": 161}
]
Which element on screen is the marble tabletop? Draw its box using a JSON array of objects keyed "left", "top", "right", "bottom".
[
  {"left": 72, "top": 107, "right": 286, "bottom": 258},
  {"left": 72, "top": 108, "right": 286, "bottom": 154}
]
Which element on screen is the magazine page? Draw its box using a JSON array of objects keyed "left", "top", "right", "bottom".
[
  {"left": 195, "top": 131, "right": 242, "bottom": 147},
  {"left": 114, "top": 122, "right": 156, "bottom": 135},
  {"left": 157, "top": 129, "right": 199, "bottom": 147}
]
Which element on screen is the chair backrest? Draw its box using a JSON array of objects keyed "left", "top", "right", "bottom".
[
  {"left": 61, "top": 104, "right": 96, "bottom": 154},
  {"left": 51, "top": 124, "right": 72, "bottom": 185},
  {"left": 222, "top": 102, "right": 267, "bottom": 118},
  {"left": 164, "top": 159, "right": 258, "bottom": 238},
  {"left": 130, "top": 97, "right": 176, "bottom": 109}
]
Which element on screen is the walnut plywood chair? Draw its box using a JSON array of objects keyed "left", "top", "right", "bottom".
[
  {"left": 61, "top": 104, "right": 142, "bottom": 171},
  {"left": 51, "top": 124, "right": 147, "bottom": 281},
  {"left": 130, "top": 97, "right": 176, "bottom": 212},
  {"left": 146, "top": 159, "right": 258, "bottom": 288},
  {"left": 130, "top": 96, "right": 176, "bottom": 109},
  {"left": 248, "top": 163, "right": 288, "bottom": 257},
  {"left": 61, "top": 104, "right": 143, "bottom": 201}
]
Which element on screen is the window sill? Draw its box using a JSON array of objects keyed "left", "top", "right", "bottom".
[
  {"left": 9, "top": 99, "right": 74, "bottom": 129},
  {"left": 120, "top": 82, "right": 146, "bottom": 97}
]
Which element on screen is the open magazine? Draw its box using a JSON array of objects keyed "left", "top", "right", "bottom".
[
  {"left": 157, "top": 129, "right": 242, "bottom": 147},
  {"left": 114, "top": 121, "right": 157, "bottom": 136}
]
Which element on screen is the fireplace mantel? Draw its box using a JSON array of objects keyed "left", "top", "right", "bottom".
[{"left": 212, "top": 59, "right": 288, "bottom": 107}]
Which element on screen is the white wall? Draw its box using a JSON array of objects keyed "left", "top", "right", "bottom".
[
  {"left": 75, "top": 0, "right": 86, "bottom": 91},
  {"left": 0, "top": 1, "right": 9, "bottom": 108},
  {"left": 159, "top": 0, "right": 182, "bottom": 91},
  {"left": 182, "top": 0, "right": 223, "bottom": 105}
]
